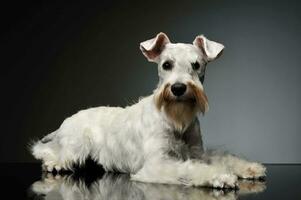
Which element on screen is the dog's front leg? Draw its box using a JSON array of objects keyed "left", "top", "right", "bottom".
[
  {"left": 208, "top": 152, "right": 266, "bottom": 179},
  {"left": 131, "top": 158, "right": 238, "bottom": 188},
  {"left": 183, "top": 119, "right": 266, "bottom": 180}
]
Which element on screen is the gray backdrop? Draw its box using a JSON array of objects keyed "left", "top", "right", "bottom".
[{"left": 2, "top": 0, "right": 300, "bottom": 163}]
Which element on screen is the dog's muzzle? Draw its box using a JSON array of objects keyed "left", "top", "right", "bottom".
[{"left": 156, "top": 82, "right": 209, "bottom": 114}]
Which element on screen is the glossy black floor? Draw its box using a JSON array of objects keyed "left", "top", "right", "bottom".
[{"left": 0, "top": 162, "right": 300, "bottom": 199}]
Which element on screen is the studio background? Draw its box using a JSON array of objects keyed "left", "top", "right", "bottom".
[{"left": 2, "top": 0, "right": 300, "bottom": 163}]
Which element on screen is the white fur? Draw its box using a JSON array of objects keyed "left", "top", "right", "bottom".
[{"left": 31, "top": 32, "right": 266, "bottom": 189}]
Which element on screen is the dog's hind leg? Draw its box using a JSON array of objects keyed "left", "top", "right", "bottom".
[
  {"left": 31, "top": 129, "right": 92, "bottom": 172},
  {"left": 31, "top": 131, "right": 62, "bottom": 171},
  {"left": 131, "top": 158, "right": 238, "bottom": 188}
]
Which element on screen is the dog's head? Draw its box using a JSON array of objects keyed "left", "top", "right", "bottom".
[{"left": 140, "top": 33, "right": 224, "bottom": 130}]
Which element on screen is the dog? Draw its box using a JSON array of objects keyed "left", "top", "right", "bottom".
[{"left": 31, "top": 32, "right": 266, "bottom": 189}]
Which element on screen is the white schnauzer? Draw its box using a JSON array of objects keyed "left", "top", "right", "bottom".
[{"left": 31, "top": 32, "right": 266, "bottom": 189}]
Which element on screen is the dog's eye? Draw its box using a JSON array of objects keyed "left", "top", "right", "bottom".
[
  {"left": 191, "top": 62, "right": 200, "bottom": 70},
  {"left": 162, "top": 61, "right": 172, "bottom": 70}
]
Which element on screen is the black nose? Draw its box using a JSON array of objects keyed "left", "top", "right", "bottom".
[{"left": 171, "top": 83, "right": 187, "bottom": 97}]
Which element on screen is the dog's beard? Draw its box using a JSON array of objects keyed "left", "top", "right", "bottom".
[{"left": 154, "top": 82, "right": 209, "bottom": 132}]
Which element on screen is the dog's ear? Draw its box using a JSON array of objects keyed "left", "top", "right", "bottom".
[
  {"left": 193, "top": 35, "right": 224, "bottom": 62},
  {"left": 140, "top": 32, "right": 170, "bottom": 62}
]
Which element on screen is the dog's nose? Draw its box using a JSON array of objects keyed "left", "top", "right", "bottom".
[{"left": 171, "top": 83, "right": 187, "bottom": 97}]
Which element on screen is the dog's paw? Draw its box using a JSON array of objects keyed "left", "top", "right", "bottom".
[
  {"left": 236, "top": 162, "right": 266, "bottom": 180},
  {"left": 208, "top": 174, "right": 238, "bottom": 189},
  {"left": 42, "top": 163, "right": 63, "bottom": 172}
]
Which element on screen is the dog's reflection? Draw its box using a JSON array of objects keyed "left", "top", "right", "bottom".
[{"left": 29, "top": 172, "right": 266, "bottom": 200}]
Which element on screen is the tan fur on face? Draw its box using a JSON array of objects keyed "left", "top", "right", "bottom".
[
  {"left": 187, "top": 82, "right": 209, "bottom": 114},
  {"left": 155, "top": 82, "right": 209, "bottom": 132}
]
